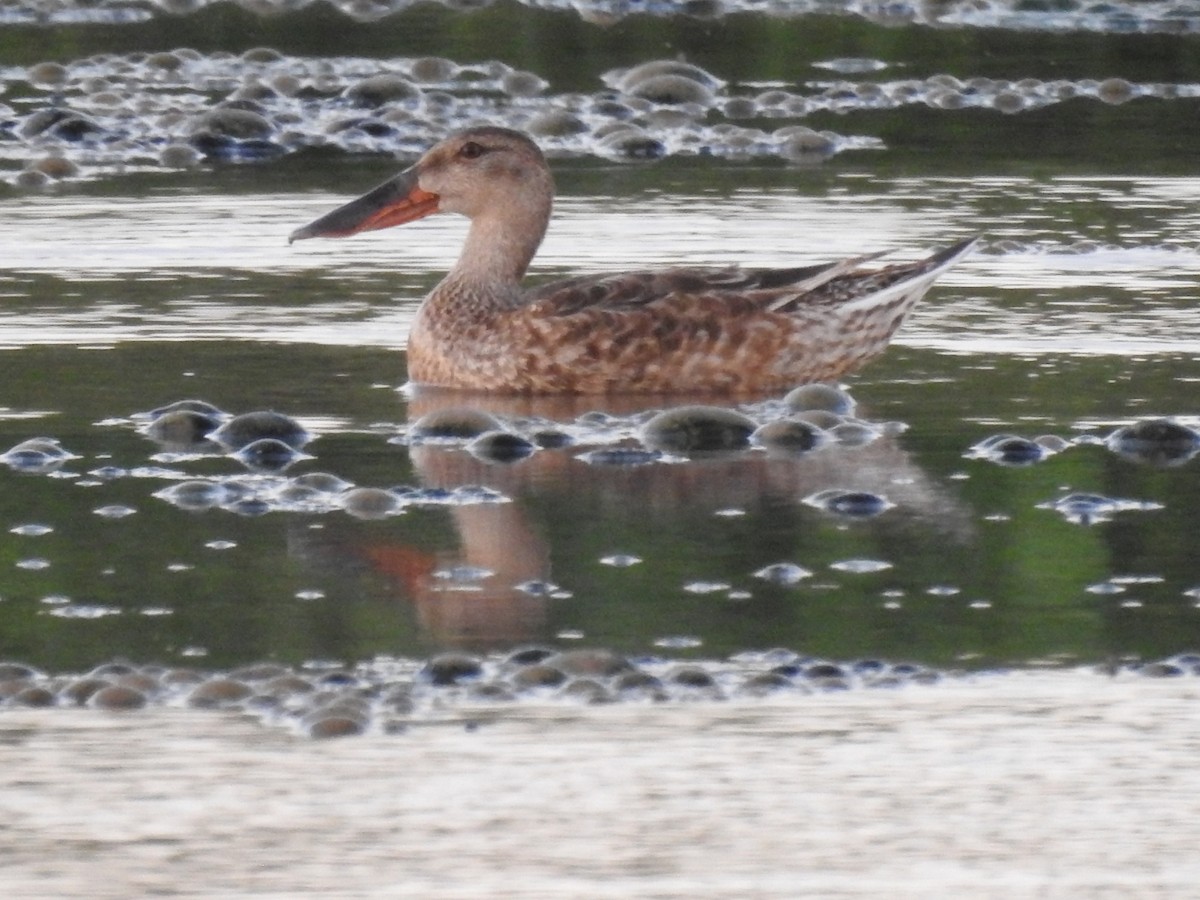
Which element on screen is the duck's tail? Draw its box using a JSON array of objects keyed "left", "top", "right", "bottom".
[
  {"left": 837, "top": 237, "right": 978, "bottom": 316},
  {"left": 777, "top": 237, "right": 978, "bottom": 384}
]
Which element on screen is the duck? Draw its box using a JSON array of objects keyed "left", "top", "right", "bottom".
[{"left": 290, "top": 126, "right": 974, "bottom": 394}]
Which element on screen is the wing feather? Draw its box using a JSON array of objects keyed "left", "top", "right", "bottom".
[{"left": 524, "top": 258, "right": 859, "bottom": 316}]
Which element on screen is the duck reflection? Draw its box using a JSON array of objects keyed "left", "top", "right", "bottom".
[
  {"left": 358, "top": 495, "right": 551, "bottom": 649},
  {"left": 306, "top": 388, "right": 974, "bottom": 650}
]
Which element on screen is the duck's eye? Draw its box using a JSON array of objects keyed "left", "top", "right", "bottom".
[{"left": 459, "top": 141, "right": 485, "bottom": 160}]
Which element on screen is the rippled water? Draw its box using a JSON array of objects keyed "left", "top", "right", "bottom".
[
  {"left": 6, "top": 671, "right": 1200, "bottom": 898},
  {"left": 5, "top": 174, "right": 1200, "bottom": 350}
]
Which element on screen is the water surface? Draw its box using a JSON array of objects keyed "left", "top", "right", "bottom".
[
  {"left": 5, "top": 4, "right": 1200, "bottom": 895},
  {"left": 3, "top": 167, "right": 1200, "bottom": 672}
]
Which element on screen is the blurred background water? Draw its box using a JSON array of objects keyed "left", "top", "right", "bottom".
[{"left": 2, "top": 0, "right": 1200, "bottom": 676}]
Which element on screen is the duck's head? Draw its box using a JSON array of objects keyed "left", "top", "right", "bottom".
[{"left": 289, "top": 127, "right": 554, "bottom": 244}]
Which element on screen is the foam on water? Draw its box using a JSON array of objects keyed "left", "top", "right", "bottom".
[
  {"left": 5, "top": 45, "right": 1200, "bottom": 186},
  {"left": 2, "top": 50, "right": 886, "bottom": 186},
  {"left": 7, "top": 0, "right": 1200, "bottom": 31}
]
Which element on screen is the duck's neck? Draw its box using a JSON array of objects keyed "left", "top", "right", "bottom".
[{"left": 436, "top": 189, "right": 552, "bottom": 312}]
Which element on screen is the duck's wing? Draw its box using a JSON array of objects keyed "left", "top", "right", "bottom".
[
  {"left": 524, "top": 251, "right": 888, "bottom": 316},
  {"left": 524, "top": 241, "right": 978, "bottom": 319}
]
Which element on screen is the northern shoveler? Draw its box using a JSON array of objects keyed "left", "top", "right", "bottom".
[{"left": 291, "top": 126, "right": 974, "bottom": 394}]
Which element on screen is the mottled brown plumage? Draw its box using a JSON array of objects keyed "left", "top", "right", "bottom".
[{"left": 291, "top": 126, "right": 975, "bottom": 394}]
